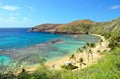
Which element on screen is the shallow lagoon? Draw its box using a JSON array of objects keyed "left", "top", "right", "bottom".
[{"left": 0, "top": 28, "right": 99, "bottom": 65}]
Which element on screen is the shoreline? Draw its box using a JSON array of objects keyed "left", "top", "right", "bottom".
[{"left": 26, "top": 34, "right": 109, "bottom": 72}]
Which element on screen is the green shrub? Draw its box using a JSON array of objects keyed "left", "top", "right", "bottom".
[{"left": 61, "top": 63, "right": 78, "bottom": 70}]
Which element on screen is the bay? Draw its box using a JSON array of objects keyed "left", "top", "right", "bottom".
[{"left": 0, "top": 28, "right": 99, "bottom": 65}]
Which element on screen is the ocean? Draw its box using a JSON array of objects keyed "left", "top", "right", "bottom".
[{"left": 0, "top": 28, "right": 99, "bottom": 65}]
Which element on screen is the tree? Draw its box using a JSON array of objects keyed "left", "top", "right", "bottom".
[
  {"left": 99, "top": 39, "right": 103, "bottom": 49},
  {"left": 61, "top": 63, "right": 78, "bottom": 70},
  {"left": 108, "top": 35, "right": 120, "bottom": 50},
  {"left": 76, "top": 48, "right": 83, "bottom": 53},
  {"left": 82, "top": 46, "right": 87, "bottom": 50},
  {"left": 88, "top": 49, "right": 93, "bottom": 61},
  {"left": 90, "top": 43, "right": 96, "bottom": 48},
  {"left": 86, "top": 43, "right": 90, "bottom": 47},
  {"left": 103, "top": 33, "right": 111, "bottom": 40},
  {"left": 83, "top": 43, "right": 89, "bottom": 55},
  {"left": 69, "top": 54, "right": 76, "bottom": 64},
  {"left": 85, "top": 43, "right": 96, "bottom": 62},
  {"left": 97, "top": 50, "right": 101, "bottom": 54},
  {"left": 77, "top": 57, "right": 86, "bottom": 69}
]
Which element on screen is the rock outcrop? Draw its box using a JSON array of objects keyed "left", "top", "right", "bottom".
[{"left": 29, "top": 24, "right": 62, "bottom": 33}]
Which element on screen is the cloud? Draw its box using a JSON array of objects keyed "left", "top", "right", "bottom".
[
  {"left": 0, "top": 18, "right": 3, "bottom": 21},
  {"left": 110, "top": 5, "right": 120, "bottom": 10},
  {"left": 23, "top": 17, "right": 29, "bottom": 22},
  {"left": 0, "top": 1, "right": 2, "bottom": 5},
  {"left": 16, "top": 13, "right": 20, "bottom": 15},
  {"left": 1, "top": 5, "right": 19, "bottom": 11},
  {"left": 9, "top": 16, "right": 16, "bottom": 21},
  {"left": 9, "top": 13, "right": 21, "bottom": 16},
  {"left": 29, "top": 7, "right": 36, "bottom": 12}
]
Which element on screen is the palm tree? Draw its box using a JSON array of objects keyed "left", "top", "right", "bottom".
[
  {"left": 90, "top": 43, "right": 95, "bottom": 60},
  {"left": 83, "top": 43, "right": 89, "bottom": 55},
  {"left": 97, "top": 50, "right": 101, "bottom": 53},
  {"left": 88, "top": 49, "right": 93, "bottom": 61},
  {"left": 85, "top": 43, "right": 95, "bottom": 62},
  {"left": 76, "top": 48, "right": 83, "bottom": 53},
  {"left": 99, "top": 39, "right": 103, "bottom": 49},
  {"left": 77, "top": 57, "right": 86, "bottom": 69},
  {"left": 82, "top": 46, "right": 87, "bottom": 50},
  {"left": 69, "top": 54, "right": 76, "bottom": 64},
  {"left": 86, "top": 43, "right": 90, "bottom": 48},
  {"left": 90, "top": 43, "right": 96, "bottom": 48}
]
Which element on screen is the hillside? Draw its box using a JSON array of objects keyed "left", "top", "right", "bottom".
[
  {"left": 29, "top": 17, "right": 120, "bottom": 34},
  {"left": 89, "top": 17, "right": 120, "bottom": 34},
  {"left": 1, "top": 18, "right": 120, "bottom": 78},
  {"left": 29, "top": 24, "right": 62, "bottom": 33}
]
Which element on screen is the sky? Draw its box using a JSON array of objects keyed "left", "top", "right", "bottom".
[{"left": 0, "top": 0, "right": 120, "bottom": 28}]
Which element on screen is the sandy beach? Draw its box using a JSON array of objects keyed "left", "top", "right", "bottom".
[{"left": 26, "top": 34, "right": 109, "bottom": 71}]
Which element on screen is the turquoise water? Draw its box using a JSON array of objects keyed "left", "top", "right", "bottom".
[
  {"left": 0, "top": 55, "right": 11, "bottom": 65},
  {"left": 0, "top": 28, "right": 99, "bottom": 65}
]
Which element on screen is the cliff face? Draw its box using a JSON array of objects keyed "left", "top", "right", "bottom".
[
  {"left": 29, "top": 20, "right": 95, "bottom": 34},
  {"left": 29, "top": 17, "right": 120, "bottom": 34},
  {"left": 29, "top": 24, "right": 62, "bottom": 33}
]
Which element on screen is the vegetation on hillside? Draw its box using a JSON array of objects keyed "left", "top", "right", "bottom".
[
  {"left": 30, "top": 17, "right": 120, "bottom": 34},
  {"left": 0, "top": 17, "right": 120, "bottom": 79},
  {"left": 0, "top": 32, "right": 120, "bottom": 79},
  {"left": 90, "top": 17, "right": 120, "bottom": 34}
]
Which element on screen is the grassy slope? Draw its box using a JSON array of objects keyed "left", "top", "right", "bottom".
[
  {"left": 1, "top": 17, "right": 120, "bottom": 79},
  {"left": 16, "top": 18, "right": 120, "bottom": 79},
  {"left": 89, "top": 17, "right": 120, "bottom": 34},
  {"left": 31, "top": 17, "right": 120, "bottom": 34},
  {"left": 61, "top": 48, "right": 120, "bottom": 79},
  {"left": 15, "top": 48, "right": 120, "bottom": 79},
  {"left": 25, "top": 17, "right": 120, "bottom": 79},
  {"left": 56, "top": 20, "right": 95, "bottom": 33},
  {"left": 57, "top": 17, "right": 120, "bottom": 34}
]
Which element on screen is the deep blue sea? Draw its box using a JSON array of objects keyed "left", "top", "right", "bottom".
[
  {"left": 0, "top": 28, "right": 99, "bottom": 65},
  {"left": 0, "top": 28, "right": 63, "bottom": 49}
]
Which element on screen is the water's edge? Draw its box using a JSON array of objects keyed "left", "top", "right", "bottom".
[{"left": 0, "top": 28, "right": 99, "bottom": 66}]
